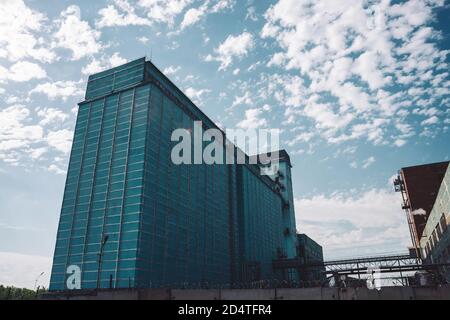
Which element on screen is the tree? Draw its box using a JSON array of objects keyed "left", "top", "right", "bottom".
[{"left": 0, "top": 285, "right": 48, "bottom": 300}]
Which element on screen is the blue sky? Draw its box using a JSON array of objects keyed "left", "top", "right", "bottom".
[{"left": 0, "top": 0, "right": 449, "bottom": 288}]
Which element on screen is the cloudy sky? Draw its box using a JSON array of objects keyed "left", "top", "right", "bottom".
[{"left": 0, "top": 0, "right": 449, "bottom": 289}]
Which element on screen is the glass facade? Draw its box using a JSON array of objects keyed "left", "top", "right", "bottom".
[
  {"left": 49, "top": 58, "right": 298, "bottom": 291},
  {"left": 237, "top": 165, "right": 284, "bottom": 281},
  {"left": 297, "top": 234, "right": 325, "bottom": 282}
]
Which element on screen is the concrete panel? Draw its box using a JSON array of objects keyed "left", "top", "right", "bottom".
[
  {"left": 220, "top": 289, "right": 275, "bottom": 300},
  {"left": 42, "top": 285, "right": 450, "bottom": 300},
  {"left": 171, "top": 289, "right": 220, "bottom": 300},
  {"left": 436, "top": 286, "right": 450, "bottom": 300},
  {"left": 138, "top": 289, "right": 171, "bottom": 300},
  {"left": 381, "top": 287, "right": 409, "bottom": 300},
  {"left": 64, "top": 296, "right": 88, "bottom": 300},
  {"left": 413, "top": 286, "right": 447, "bottom": 300},
  {"left": 339, "top": 287, "right": 413, "bottom": 300},
  {"left": 96, "top": 290, "right": 139, "bottom": 300},
  {"left": 398, "top": 287, "right": 415, "bottom": 300},
  {"left": 321, "top": 288, "right": 339, "bottom": 300},
  {"left": 338, "top": 288, "right": 358, "bottom": 300},
  {"left": 352, "top": 288, "right": 375, "bottom": 300},
  {"left": 276, "top": 288, "right": 323, "bottom": 300}
]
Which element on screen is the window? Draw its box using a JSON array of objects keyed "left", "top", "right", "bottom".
[
  {"left": 432, "top": 229, "right": 438, "bottom": 247},
  {"left": 437, "top": 223, "right": 443, "bottom": 238},
  {"left": 440, "top": 213, "right": 447, "bottom": 233}
]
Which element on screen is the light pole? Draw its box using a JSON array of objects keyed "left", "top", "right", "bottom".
[
  {"left": 96, "top": 234, "right": 109, "bottom": 290},
  {"left": 34, "top": 272, "right": 44, "bottom": 291}
]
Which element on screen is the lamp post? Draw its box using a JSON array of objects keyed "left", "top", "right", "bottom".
[
  {"left": 34, "top": 272, "right": 44, "bottom": 291},
  {"left": 96, "top": 234, "right": 109, "bottom": 290}
]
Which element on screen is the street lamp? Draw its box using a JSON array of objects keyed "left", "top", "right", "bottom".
[
  {"left": 34, "top": 272, "right": 44, "bottom": 291},
  {"left": 96, "top": 234, "right": 109, "bottom": 290}
]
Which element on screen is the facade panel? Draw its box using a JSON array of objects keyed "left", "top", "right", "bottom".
[
  {"left": 237, "top": 165, "right": 284, "bottom": 281},
  {"left": 399, "top": 161, "right": 449, "bottom": 252},
  {"left": 420, "top": 165, "right": 450, "bottom": 281}
]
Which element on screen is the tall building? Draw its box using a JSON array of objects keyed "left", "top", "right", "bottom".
[
  {"left": 49, "top": 58, "right": 298, "bottom": 291},
  {"left": 394, "top": 161, "right": 449, "bottom": 258}
]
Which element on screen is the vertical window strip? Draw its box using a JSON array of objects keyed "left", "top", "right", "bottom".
[
  {"left": 63, "top": 101, "right": 95, "bottom": 286},
  {"left": 80, "top": 97, "right": 107, "bottom": 285},
  {"left": 97, "top": 92, "right": 122, "bottom": 288},
  {"left": 148, "top": 88, "right": 164, "bottom": 285},
  {"left": 114, "top": 87, "right": 137, "bottom": 287},
  {"left": 136, "top": 84, "right": 152, "bottom": 287}
]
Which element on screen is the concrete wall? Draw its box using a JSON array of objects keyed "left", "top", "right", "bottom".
[{"left": 44, "top": 285, "right": 450, "bottom": 300}]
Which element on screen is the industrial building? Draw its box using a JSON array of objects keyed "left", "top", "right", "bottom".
[
  {"left": 418, "top": 164, "right": 450, "bottom": 281},
  {"left": 394, "top": 161, "right": 449, "bottom": 258},
  {"left": 296, "top": 234, "right": 325, "bottom": 282},
  {"left": 49, "top": 58, "right": 306, "bottom": 291},
  {"left": 395, "top": 161, "right": 450, "bottom": 281}
]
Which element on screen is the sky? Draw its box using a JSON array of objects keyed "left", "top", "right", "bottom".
[{"left": 0, "top": 0, "right": 449, "bottom": 289}]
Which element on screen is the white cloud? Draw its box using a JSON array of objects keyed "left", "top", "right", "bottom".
[
  {"left": 30, "top": 80, "right": 83, "bottom": 101},
  {"left": 0, "top": 252, "right": 51, "bottom": 289},
  {"left": 110, "top": 52, "right": 128, "bottom": 67},
  {"left": 237, "top": 108, "right": 267, "bottom": 130},
  {"left": 362, "top": 156, "right": 376, "bottom": 169},
  {"left": 137, "top": 36, "right": 150, "bottom": 44},
  {"left": 395, "top": 122, "right": 414, "bottom": 136},
  {"left": 0, "top": 61, "right": 46, "bottom": 83},
  {"left": 245, "top": 6, "right": 258, "bottom": 21},
  {"left": 163, "top": 65, "right": 181, "bottom": 76},
  {"left": 286, "top": 132, "right": 314, "bottom": 147},
  {"left": 261, "top": 0, "right": 449, "bottom": 146},
  {"left": 96, "top": 0, "right": 152, "bottom": 28},
  {"left": 352, "top": 51, "right": 391, "bottom": 91},
  {"left": 28, "top": 147, "right": 48, "bottom": 160},
  {"left": 0, "top": 105, "right": 44, "bottom": 152},
  {"left": 184, "top": 87, "right": 211, "bottom": 105},
  {"left": 295, "top": 188, "right": 411, "bottom": 259},
  {"left": 267, "top": 52, "right": 285, "bottom": 67},
  {"left": 36, "top": 108, "right": 69, "bottom": 126},
  {"left": 138, "top": 0, "right": 193, "bottom": 27},
  {"left": 0, "top": 0, "right": 56, "bottom": 63},
  {"left": 48, "top": 164, "right": 66, "bottom": 175},
  {"left": 205, "top": 32, "right": 255, "bottom": 70},
  {"left": 53, "top": 5, "right": 102, "bottom": 60},
  {"left": 230, "top": 91, "right": 252, "bottom": 109},
  {"left": 82, "top": 53, "right": 127, "bottom": 75},
  {"left": 210, "top": 0, "right": 235, "bottom": 13},
  {"left": 421, "top": 115, "right": 439, "bottom": 126},
  {"left": 183, "top": 74, "right": 198, "bottom": 83},
  {"left": 304, "top": 100, "right": 354, "bottom": 131},
  {"left": 178, "top": 0, "right": 236, "bottom": 31},
  {"left": 247, "top": 61, "right": 261, "bottom": 72},
  {"left": 144, "top": 0, "right": 237, "bottom": 31},
  {"left": 46, "top": 129, "right": 73, "bottom": 154},
  {"left": 180, "top": 6, "right": 207, "bottom": 30},
  {"left": 262, "top": 104, "right": 271, "bottom": 112},
  {"left": 0, "top": 104, "right": 74, "bottom": 166},
  {"left": 393, "top": 139, "right": 407, "bottom": 147}
]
